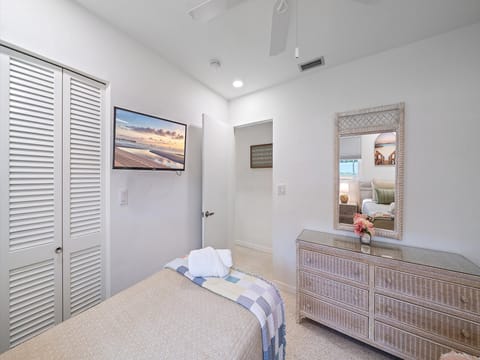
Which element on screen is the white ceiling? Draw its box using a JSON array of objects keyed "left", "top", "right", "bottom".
[{"left": 74, "top": 0, "right": 480, "bottom": 99}]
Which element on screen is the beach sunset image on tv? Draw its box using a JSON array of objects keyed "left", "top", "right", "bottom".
[{"left": 113, "top": 108, "right": 186, "bottom": 170}]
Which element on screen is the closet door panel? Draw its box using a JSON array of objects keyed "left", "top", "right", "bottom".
[
  {"left": 0, "top": 48, "right": 63, "bottom": 352},
  {"left": 62, "top": 71, "right": 105, "bottom": 319}
]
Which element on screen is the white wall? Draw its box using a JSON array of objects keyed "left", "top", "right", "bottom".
[
  {"left": 234, "top": 122, "right": 272, "bottom": 252},
  {"left": 230, "top": 23, "right": 480, "bottom": 288},
  {"left": 0, "top": 0, "right": 228, "bottom": 294}
]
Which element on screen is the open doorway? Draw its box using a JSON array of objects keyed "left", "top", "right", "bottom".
[{"left": 233, "top": 121, "right": 273, "bottom": 269}]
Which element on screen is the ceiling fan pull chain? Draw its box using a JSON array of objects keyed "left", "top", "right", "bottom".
[{"left": 295, "top": 0, "right": 300, "bottom": 58}]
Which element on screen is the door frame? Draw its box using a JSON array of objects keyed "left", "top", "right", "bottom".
[{"left": 232, "top": 119, "right": 274, "bottom": 253}]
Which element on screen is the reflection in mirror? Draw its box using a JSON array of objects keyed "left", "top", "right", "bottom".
[
  {"left": 338, "top": 132, "right": 396, "bottom": 231},
  {"left": 334, "top": 103, "right": 404, "bottom": 240}
]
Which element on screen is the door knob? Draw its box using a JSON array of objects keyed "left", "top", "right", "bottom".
[
  {"left": 204, "top": 211, "right": 215, "bottom": 218},
  {"left": 55, "top": 246, "right": 63, "bottom": 254}
]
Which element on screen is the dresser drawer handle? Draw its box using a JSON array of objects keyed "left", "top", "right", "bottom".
[
  {"left": 305, "top": 303, "right": 311, "bottom": 311},
  {"left": 305, "top": 257, "right": 312, "bottom": 264},
  {"left": 461, "top": 329, "right": 471, "bottom": 339},
  {"left": 306, "top": 280, "right": 312, "bottom": 287},
  {"left": 353, "top": 295, "right": 359, "bottom": 302},
  {"left": 460, "top": 295, "right": 469, "bottom": 304},
  {"left": 386, "top": 306, "right": 393, "bottom": 314},
  {"left": 385, "top": 277, "right": 392, "bottom": 285}
]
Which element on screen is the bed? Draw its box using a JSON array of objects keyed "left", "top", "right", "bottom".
[
  {"left": 359, "top": 180, "right": 395, "bottom": 231},
  {"left": 0, "top": 269, "right": 263, "bottom": 360}
]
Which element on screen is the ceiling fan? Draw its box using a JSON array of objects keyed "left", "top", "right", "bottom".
[
  {"left": 187, "top": 0, "right": 376, "bottom": 57},
  {"left": 187, "top": 0, "right": 293, "bottom": 56}
]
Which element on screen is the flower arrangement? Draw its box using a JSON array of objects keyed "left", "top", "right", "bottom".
[{"left": 353, "top": 213, "right": 375, "bottom": 239}]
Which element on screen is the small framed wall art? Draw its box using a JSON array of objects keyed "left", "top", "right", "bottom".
[{"left": 250, "top": 143, "right": 273, "bottom": 168}]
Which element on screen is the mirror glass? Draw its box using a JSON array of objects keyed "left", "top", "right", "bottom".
[
  {"left": 338, "top": 132, "right": 396, "bottom": 231},
  {"left": 334, "top": 103, "right": 404, "bottom": 240}
]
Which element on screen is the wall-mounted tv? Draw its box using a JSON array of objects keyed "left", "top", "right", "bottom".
[{"left": 113, "top": 107, "right": 187, "bottom": 171}]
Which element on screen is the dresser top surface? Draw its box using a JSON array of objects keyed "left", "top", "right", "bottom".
[{"left": 297, "top": 230, "right": 480, "bottom": 277}]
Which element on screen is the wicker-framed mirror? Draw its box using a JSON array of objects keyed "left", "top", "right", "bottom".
[{"left": 334, "top": 103, "right": 404, "bottom": 240}]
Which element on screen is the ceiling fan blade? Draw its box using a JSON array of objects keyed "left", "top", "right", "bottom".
[
  {"left": 188, "top": 0, "right": 247, "bottom": 23},
  {"left": 269, "top": 0, "right": 291, "bottom": 56}
]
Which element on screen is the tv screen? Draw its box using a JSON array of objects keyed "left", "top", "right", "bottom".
[{"left": 113, "top": 107, "right": 187, "bottom": 171}]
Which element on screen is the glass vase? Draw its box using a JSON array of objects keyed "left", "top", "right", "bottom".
[{"left": 360, "top": 232, "right": 371, "bottom": 245}]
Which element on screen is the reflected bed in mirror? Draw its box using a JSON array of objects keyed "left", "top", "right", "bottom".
[
  {"left": 340, "top": 133, "right": 396, "bottom": 231},
  {"left": 334, "top": 103, "right": 404, "bottom": 240}
]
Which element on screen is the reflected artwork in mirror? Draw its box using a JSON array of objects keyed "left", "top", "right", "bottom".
[{"left": 334, "top": 103, "right": 404, "bottom": 240}]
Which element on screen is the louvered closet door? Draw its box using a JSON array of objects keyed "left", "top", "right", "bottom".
[
  {"left": 62, "top": 70, "right": 106, "bottom": 320},
  {"left": 0, "top": 48, "right": 63, "bottom": 352}
]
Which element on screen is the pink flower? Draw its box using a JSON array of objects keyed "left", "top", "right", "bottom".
[{"left": 353, "top": 213, "right": 375, "bottom": 237}]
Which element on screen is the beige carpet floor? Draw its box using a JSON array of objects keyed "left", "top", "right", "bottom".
[{"left": 233, "top": 245, "right": 398, "bottom": 360}]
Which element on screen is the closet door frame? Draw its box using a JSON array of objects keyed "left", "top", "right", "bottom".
[
  {"left": 0, "top": 44, "right": 110, "bottom": 352},
  {"left": 0, "top": 44, "right": 11, "bottom": 354}
]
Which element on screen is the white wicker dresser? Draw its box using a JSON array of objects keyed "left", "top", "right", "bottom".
[{"left": 296, "top": 230, "right": 480, "bottom": 360}]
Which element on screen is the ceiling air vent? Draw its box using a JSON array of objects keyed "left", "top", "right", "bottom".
[{"left": 298, "top": 57, "right": 325, "bottom": 72}]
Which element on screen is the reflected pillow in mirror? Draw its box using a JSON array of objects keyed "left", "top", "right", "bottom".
[
  {"left": 371, "top": 179, "right": 395, "bottom": 202},
  {"left": 375, "top": 188, "right": 395, "bottom": 205}
]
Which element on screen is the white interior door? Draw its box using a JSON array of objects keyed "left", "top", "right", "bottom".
[
  {"left": 0, "top": 48, "right": 63, "bottom": 352},
  {"left": 62, "top": 70, "right": 106, "bottom": 320},
  {"left": 202, "top": 114, "right": 233, "bottom": 249}
]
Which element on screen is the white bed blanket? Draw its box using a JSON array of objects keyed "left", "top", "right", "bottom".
[{"left": 362, "top": 199, "right": 394, "bottom": 217}]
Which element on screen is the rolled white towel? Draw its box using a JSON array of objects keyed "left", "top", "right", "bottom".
[
  {"left": 389, "top": 202, "right": 395, "bottom": 214},
  {"left": 216, "top": 249, "right": 233, "bottom": 268},
  {"left": 188, "top": 247, "right": 229, "bottom": 277}
]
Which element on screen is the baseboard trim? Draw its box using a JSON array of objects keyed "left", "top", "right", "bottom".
[
  {"left": 273, "top": 280, "right": 296, "bottom": 294},
  {"left": 235, "top": 240, "right": 272, "bottom": 254}
]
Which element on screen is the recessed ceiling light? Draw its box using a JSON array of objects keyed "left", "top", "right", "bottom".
[{"left": 232, "top": 80, "right": 244, "bottom": 88}]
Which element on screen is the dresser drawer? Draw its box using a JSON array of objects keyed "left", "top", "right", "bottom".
[
  {"left": 300, "top": 293, "right": 368, "bottom": 339},
  {"left": 299, "top": 249, "right": 368, "bottom": 284},
  {"left": 375, "top": 322, "right": 453, "bottom": 360},
  {"left": 299, "top": 271, "right": 368, "bottom": 311},
  {"left": 375, "top": 294, "right": 480, "bottom": 349},
  {"left": 375, "top": 267, "right": 480, "bottom": 315}
]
